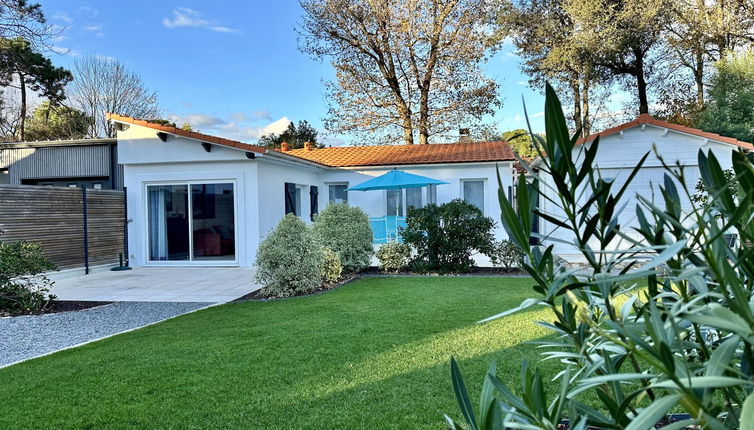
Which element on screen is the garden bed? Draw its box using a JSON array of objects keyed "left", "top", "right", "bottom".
[
  {"left": 0, "top": 300, "right": 111, "bottom": 317},
  {"left": 361, "top": 266, "right": 527, "bottom": 277},
  {"left": 233, "top": 274, "right": 360, "bottom": 301}
]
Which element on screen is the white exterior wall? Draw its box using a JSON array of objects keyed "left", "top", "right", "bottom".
[
  {"left": 319, "top": 162, "right": 515, "bottom": 266},
  {"left": 256, "top": 158, "right": 324, "bottom": 239},
  {"left": 118, "top": 123, "right": 515, "bottom": 268},
  {"left": 539, "top": 125, "right": 739, "bottom": 261},
  {"left": 119, "top": 124, "right": 263, "bottom": 268}
]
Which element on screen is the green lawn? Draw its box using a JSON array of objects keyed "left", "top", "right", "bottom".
[{"left": 0, "top": 276, "right": 558, "bottom": 429}]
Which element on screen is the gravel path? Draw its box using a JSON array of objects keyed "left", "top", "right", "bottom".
[{"left": 0, "top": 301, "right": 212, "bottom": 368}]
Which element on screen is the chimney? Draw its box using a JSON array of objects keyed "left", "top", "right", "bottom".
[
  {"left": 304, "top": 141, "right": 313, "bottom": 151},
  {"left": 280, "top": 142, "right": 289, "bottom": 152},
  {"left": 458, "top": 128, "right": 471, "bottom": 143}
]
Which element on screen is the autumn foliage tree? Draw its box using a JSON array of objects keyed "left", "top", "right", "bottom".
[{"left": 299, "top": 0, "right": 499, "bottom": 145}]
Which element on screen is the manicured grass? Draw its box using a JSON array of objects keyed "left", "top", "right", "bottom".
[{"left": 0, "top": 276, "right": 558, "bottom": 429}]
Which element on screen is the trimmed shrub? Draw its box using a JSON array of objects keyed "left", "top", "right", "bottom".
[
  {"left": 401, "top": 199, "right": 495, "bottom": 273},
  {"left": 375, "top": 241, "right": 411, "bottom": 273},
  {"left": 312, "top": 203, "right": 373, "bottom": 273},
  {"left": 255, "top": 214, "right": 323, "bottom": 298},
  {"left": 320, "top": 247, "right": 343, "bottom": 284},
  {"left": 490, "top": 240, "right": 524, "bottom": 270},
  {"left": 0, "top": 240, "right": 56, "bottom": 314}
]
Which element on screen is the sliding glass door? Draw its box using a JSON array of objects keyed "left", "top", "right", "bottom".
[{"left": 147, "top": 182, "right": 236, "bottom": 263}]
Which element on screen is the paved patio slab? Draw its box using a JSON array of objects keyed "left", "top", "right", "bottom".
[{"left": 49, "top": 267, "right": 260, "bottom": 303}]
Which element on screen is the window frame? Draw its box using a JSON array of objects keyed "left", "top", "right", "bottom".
[
  {"left": 327, "top": 182, "right": 349, "bottom": 204},
  {"left": 460, "top": 179, "right": 486, "bottom": 213}
]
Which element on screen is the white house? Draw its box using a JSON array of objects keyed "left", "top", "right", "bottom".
[
  {"left": 107, "top": 114, "right": 517, "bottom": 268},
  {"left": 538, "top": 114, "right": 753, "bottom": 262}
]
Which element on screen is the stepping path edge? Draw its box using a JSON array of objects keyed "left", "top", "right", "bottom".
[{"left": 0, "top": 302, "right": 220, "bottom": 369}]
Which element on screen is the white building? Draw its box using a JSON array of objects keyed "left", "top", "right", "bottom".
[
  {"left": 538, "top": 114, "right": 753, "bottom": 262},
  {"left": 107, "top": 114, "right": 517, "bottom": 268}
]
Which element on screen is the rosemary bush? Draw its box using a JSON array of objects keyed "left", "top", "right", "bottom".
[{"left": 447, "top": 85, "right": 754, "bottom": 429}]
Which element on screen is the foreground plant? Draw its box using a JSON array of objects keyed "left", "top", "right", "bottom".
[
  {"left": 447, "top": 84, "right": 754, "bottom": 429},
  {"left": 0, "top": 239, "right": 55, "bottom": 314}
]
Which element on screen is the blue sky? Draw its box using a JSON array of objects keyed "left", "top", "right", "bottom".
[{"left": 45, "top": 0, "right": 547, "bottom": 144}]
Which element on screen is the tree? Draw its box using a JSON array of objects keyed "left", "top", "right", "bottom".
[
  {"left": 499, "top": 0, "right": 605, "bottom": 136},
  {"left": 502, "top": 129, "right": 538, "bottom": 161},
  {"left": 695, "top": 50, "right": 754, "bottom": 142},
  {"left": 0, "top": 37, "right": 71, "bottom": 140},
  {"left": 68, "top": 55, "right": 160, "bottom": 138},
  {"left": 0, "top": 1, "right": 60, "bottom": 48},
  {"left": 299, "top": 0, "right": 499, "bottom": 145},
  {"left": 24, "top": 101, "right": 89, "bottom": 141},
  {"left": 259, "top": 120, "right": 320, "bottom": 149},
  {"left": 566, "top": 0, "right": 671, "bottom": 115},
  {"left": 658, "top": 0, "right": 754, "bottom": 116}
]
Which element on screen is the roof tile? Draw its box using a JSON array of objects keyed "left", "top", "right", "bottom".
[{"left": 278, "top": 141, "right": 515, "bottom": 167}]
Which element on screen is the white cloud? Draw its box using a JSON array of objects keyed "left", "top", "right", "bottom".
[
  {"left": 82, "top": 24, "right": 103, "bottom": 32},
  {"left": 51, "top": 46, "right": 82, "bottom": 56},
  {"left": 229, "top": 110, "right": 272, "bottom": 123},
  {"left": 52, "top": 12, "right": 73, "bottom": 24},
  {"left": 168, "top": 113, "right": 226, "bottom": 129},
  {"left": 77, "top": 6, "right": 99, "bottom": 16},
  {"left": 208, "top": 26, "right": 241, "bottom": 34},
  {"left": 167, "top": 112, "right": 291, "bottom": 142},
  {"left": 259, "top": 117, "right": 291, "bottom": 136},
  {"left": 162, "top": 7, "right": 240, "bottom": 33},
  {"left": 532, "top": 111, "right": 544, "bottom": 118}
]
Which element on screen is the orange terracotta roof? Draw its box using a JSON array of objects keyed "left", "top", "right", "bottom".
[
  {"left": 106, "top": 113, "right": 516, "bottom": 167},
  {"left": 578, "top": 113, "right": 754, "bottom": 150},
  {"left": 106, "top": 113, "right": 269, "bottom": 154},
  {"left": 277, "top": 141, "right": 516, "bottom": 167}
]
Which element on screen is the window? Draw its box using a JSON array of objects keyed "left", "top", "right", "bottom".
[
  {"left": 148, "top": 182, "right": 236, "bottom": 262},
  {"left": 426, "top": 184, "right": 437, "bottom": 205},
  {"left": 295, "top": 185, "right": 303, "bottom": 217},
  {"left": 67, "top": 183, "right": 77, "bottom": 188},
  {"left": 0, "top": 168, "right": 9, "bottom": 185},
  {"left": 328, "top": 183, "right": 348, "bottom": 203},
  {"left": 386, "top": 189, "right": 403, "bottom": 216},
  {"left": 462, "top": 180, "right": 485, "bottom": 212},
  {"left": 406, "top": 188, "right": 422, "bottom": 210},
  {"left": 93, "top": 183, "right": 102, "bottom": 190}
]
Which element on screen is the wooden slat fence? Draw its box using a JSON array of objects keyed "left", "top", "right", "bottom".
[{"left": 0, "top": 184, "right": 125, "bottom": 270}]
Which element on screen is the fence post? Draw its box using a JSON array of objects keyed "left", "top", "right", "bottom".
[
  {"left": 82, "top": 187, "right": 89, "bottom": 275},
  {"left": 123, "top": 186, "right": 129, "bottom": 266}
]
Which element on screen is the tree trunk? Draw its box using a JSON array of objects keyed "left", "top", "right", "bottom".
[
  {"left": 19, "top": 73, "right": 26, "bottom": 141},
  {"left": 418, "top": 90, "right": 429, "bottom": 145},
  {"left": 633, "top": 49, "right": 649, "bottom": 114},
  {"left": 398, "top": 104, "right": 414, "bottom": 145},
  {"left": 694, "top": 48, "right": 705, "bottom": 108},
  {"left": 581, "top": 77, "right": 591, "bottom": 136},
  {"left": 571, "top": 80, "right": 582, "bottom": 132},
  {"left": 636, "top": 72, "right": 649, "bottom": 115}
]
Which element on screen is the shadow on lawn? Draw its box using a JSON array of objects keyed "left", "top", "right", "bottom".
[{"left": 0, "top": 277, "right": 555, "bottom": 429}]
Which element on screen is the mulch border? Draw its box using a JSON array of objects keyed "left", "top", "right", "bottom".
[
  {"left": 232, "top": 274, "right": 362, "bottom": 302},
  {"left": 233, "top": 268, "right": 530, "bottom": 302}
]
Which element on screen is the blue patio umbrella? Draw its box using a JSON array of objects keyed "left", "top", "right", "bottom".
[
  {"left": 348, "top": 170, "right": 449, "bottom": 242},
  {"left": 347, "top": 169, "right": 449, "bottom": 191}
]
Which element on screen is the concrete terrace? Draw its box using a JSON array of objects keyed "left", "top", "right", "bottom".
[{"left": 49, "top": 267, "right": 260, "bottom": 303}]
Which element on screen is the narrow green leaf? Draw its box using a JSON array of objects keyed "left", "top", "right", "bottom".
[
  {"left": 650, "top": 376, "right": 751, "bottom": 389},
  {"left": 625, "top": 394, "right": 680, "bottom": 430},
  {"left": 450, "top": 357, "right": 478, "bottom": 429},
  {"left": 740, "top": 391, "right": 754, "bottom": 430}
]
